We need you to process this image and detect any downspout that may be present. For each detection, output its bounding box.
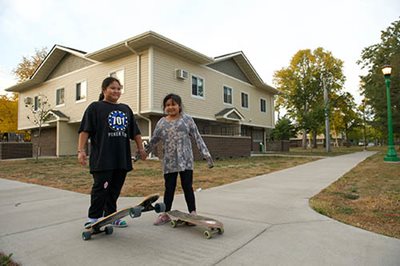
[124,42,152,142]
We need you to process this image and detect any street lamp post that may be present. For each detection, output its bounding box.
[362,98,367,151]
[381,65,400,162]
[322,74,331,152]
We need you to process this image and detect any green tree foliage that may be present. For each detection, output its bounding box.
[12,47,48,82]
[0,94,18,133]
[274,48,345,148]
[271,117,297,141]
[358,19,400,139]
[331,92,360,145]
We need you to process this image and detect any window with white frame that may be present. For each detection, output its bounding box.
[56,88,65,106]
[34,96,40,111]
[109,69,124,93]
[241,92,249,108]
[223,86,232,104]
[260,98,266,113]
[191,75,204,97]
[76,80,87,101]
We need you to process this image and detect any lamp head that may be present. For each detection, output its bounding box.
[381,65,392,77]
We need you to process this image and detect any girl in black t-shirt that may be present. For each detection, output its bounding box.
[78,77,146,228]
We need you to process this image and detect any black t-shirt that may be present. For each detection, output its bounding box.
[78,101,141,173]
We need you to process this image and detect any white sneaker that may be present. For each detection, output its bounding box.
[153,214,170,225]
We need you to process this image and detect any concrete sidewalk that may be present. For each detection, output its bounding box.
[0,151,399,265]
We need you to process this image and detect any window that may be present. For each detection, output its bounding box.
[34,96,41,111]
[223,86,232,104]
[260,98,266,113]
[109,69,124,93]
[56,88,65,106]
[241,92,249,108]
[76,81,87,101]
[191,75,204,97]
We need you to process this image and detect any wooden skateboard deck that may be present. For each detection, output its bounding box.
[82,193,165,240]
[166,210,224,239]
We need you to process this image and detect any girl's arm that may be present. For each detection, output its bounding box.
[146,119,163,155]
[187,116,214,168]
[133,134,147,160]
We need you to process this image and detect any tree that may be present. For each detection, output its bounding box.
[0,94,18,134]
[25,94,52,161]
[271,117,297,141]
[330,92,360,146]
[358,19,400,140]
[274,48,345,149]
[13,47,48,82]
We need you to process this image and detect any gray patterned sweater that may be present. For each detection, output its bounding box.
[148,113,213,174]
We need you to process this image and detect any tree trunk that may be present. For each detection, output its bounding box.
[312,130,317,149]
[302,129,307,149]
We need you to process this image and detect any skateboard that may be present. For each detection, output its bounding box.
[166,210,224,239]
[82,193,166,240]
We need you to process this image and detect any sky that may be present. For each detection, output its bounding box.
[0,0,399,104]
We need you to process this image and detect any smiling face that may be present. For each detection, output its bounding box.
[164,98,181,118]
[103,80,122,103]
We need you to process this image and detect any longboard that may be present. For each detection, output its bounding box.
[82,193,165,240]
[166,210,224,239]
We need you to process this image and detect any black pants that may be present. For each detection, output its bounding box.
[164,170,195,213]
[88,170,127,219]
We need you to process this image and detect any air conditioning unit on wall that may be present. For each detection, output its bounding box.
[176,69,189,80]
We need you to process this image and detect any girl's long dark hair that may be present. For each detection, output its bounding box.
[98,77,121,101]
[163,93,183,113]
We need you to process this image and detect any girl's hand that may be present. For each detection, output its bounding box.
[206,156,214,168]
[139,149,147,161]
[78,151,87,166]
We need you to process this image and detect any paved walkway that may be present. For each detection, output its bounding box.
[0,151,399,265]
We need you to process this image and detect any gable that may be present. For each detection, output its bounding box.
[215,107,245,122]
[227,111,242,120]
[47,54,94,80]
[208,59,250,83]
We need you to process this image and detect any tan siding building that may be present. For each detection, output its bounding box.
[7,31,279,158]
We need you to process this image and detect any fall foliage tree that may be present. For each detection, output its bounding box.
[12,47,48,82]
[0,94,18,134]
[274,48,345,148]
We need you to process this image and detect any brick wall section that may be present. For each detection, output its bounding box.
[0,143,33,159]
[31,127,57,156]
[265,141,290,152]
[193,135,251,160]
[139,135,251,161]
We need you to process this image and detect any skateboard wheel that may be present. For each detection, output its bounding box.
[130,207,142,218]
[82,231,92,241]
[170,220,177,228]
[217,228,224,235]
[155,202,166,213]
[105,226,113,235]
[204,230,212,239]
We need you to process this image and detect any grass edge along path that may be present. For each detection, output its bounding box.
[310,150,400,239]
